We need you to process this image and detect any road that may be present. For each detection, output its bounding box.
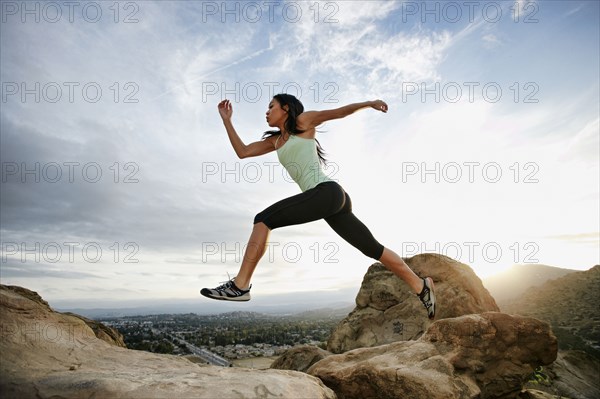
[152,328,231,367]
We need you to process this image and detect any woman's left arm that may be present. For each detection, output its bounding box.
[297,100,388,129]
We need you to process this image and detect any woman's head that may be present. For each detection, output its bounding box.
[266,93,305,134]
[263,93,327,165]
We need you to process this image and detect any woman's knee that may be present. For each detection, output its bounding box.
[253,215,274,230]
[362,242,385,260]
[253,221,271,231]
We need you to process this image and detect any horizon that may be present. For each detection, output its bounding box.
[1,1,598,307]
[22,260,598,317]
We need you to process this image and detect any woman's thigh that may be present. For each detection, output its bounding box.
[254,182,346,230]
[324,191,385,260]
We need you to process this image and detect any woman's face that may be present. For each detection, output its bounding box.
[266,98,287,128]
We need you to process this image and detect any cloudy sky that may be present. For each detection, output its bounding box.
[1,0,598,310]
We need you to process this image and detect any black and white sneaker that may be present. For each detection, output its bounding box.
[200,278,251,302]
[417,277,436,320]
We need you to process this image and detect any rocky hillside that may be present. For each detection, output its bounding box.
[497,265,600,399]
[524,350,600,399]
[0,284,335,398]
[502,265,600,358]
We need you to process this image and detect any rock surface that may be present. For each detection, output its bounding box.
[0,285,336,399]
[63,312,127,348]
[524,350,599,399]
[271,345,332,373]
[328,254,499,353]
[309,312,558,399]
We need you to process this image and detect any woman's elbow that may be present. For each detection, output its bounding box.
[237,148,250,159]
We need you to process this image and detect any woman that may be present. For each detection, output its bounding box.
[201,94,436,319]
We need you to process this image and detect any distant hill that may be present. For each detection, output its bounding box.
[483,264,577,303]
[502,265,600,359]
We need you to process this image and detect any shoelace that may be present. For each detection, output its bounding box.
[215,273,236,290]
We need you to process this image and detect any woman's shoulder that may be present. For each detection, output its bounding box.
[297,111,316,126]
[296,115,316,139]
[267,134,280,150]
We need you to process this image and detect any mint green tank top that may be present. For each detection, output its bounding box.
[276,134,333,192]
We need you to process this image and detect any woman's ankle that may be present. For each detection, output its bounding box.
[234,278,250,291]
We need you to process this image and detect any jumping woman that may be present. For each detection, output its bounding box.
[200,94,436,319]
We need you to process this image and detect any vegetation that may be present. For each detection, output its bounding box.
[116,322,185,354]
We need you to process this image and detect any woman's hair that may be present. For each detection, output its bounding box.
[262,93,327,165]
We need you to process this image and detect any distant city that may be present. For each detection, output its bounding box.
[102,308,352,366]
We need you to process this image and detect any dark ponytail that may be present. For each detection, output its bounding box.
[261,93,328,165]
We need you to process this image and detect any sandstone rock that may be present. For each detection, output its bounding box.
[271,345,332,373]
[62,312,127,348]
[328,254,499,353]
[0,285,336,399]
[1,284,51,308]
[309,312,557,399]
[0,285,126,348]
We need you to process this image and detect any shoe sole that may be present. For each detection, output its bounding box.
[425,277,436,320]
[200,290,251,302]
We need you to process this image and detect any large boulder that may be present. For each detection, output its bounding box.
[0,285,336,399]
[271,345,332,373]
[309,312,558,399]
[328,254,499,353]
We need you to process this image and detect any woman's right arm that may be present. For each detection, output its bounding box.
[219,100,276,159]
[297,100,388,130]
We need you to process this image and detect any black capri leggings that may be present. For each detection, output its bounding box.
[253,181,385,260]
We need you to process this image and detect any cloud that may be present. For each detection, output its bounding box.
[0,263,104,280]
[482,33,502,48]
[563,4,586,18]
[545,232,600,246]
[557,117,600,164]
[264,1,453,101]
[1,0,597,304]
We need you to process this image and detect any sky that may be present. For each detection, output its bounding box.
[1,0,598,311]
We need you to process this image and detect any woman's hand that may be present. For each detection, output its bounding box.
[370,99,388,113]
[218,99,233,121]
